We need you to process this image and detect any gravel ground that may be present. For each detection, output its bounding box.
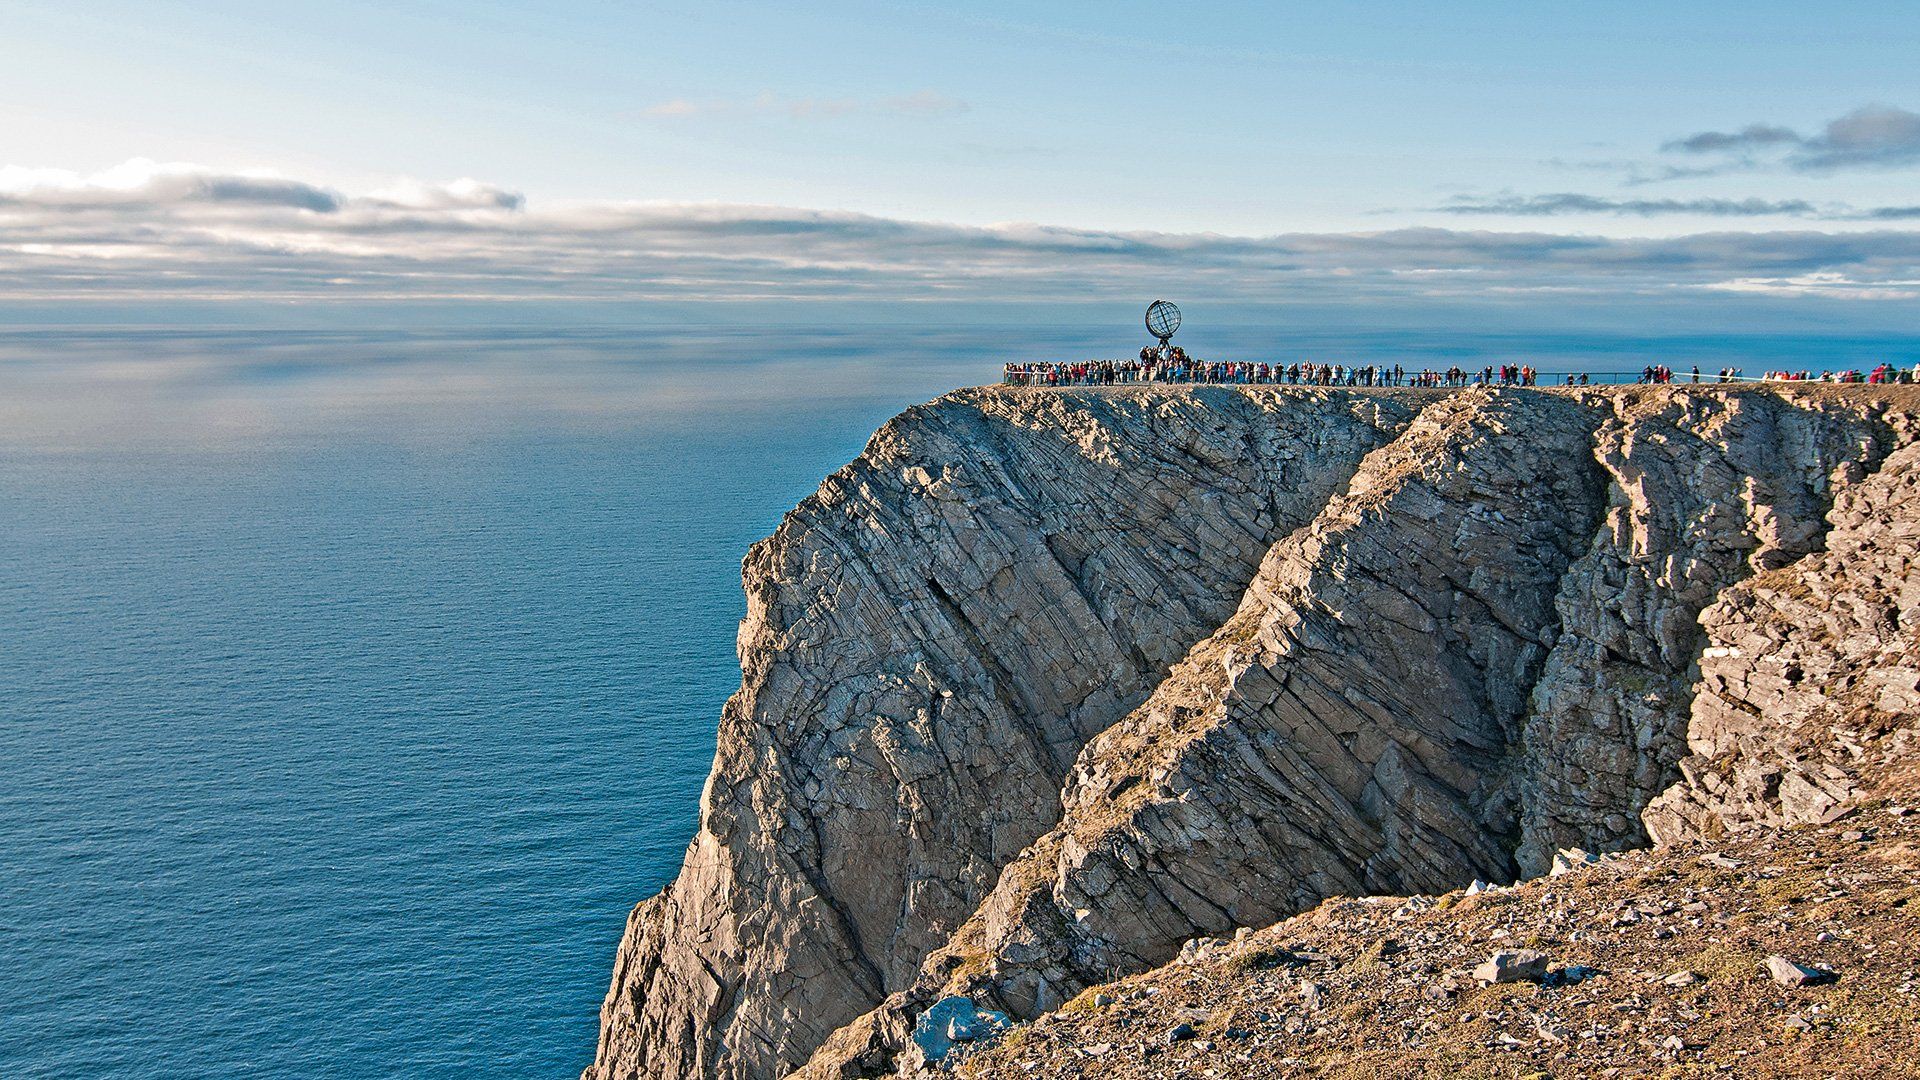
[948,805,1920,1079]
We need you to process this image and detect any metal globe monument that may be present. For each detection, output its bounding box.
[1145,299,1181,354]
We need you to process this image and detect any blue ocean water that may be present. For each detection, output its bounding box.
[3,324,1914,1080]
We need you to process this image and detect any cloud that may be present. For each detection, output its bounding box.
[1700,270,1920,301]
[641,90,968,121]
[0,159,525,216]
[362,177,525,211]
[1660,105,1920,172]
[1798,105,1920,170]
[1438,193,1821,217]
[0,159,343,212]
[1662,124,1800,155]
[3,158,1920,307]
[1619,162,1755,185]
[1433,192,1920,221]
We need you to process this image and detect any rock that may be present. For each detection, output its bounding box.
[909,996,1011,1065]
[1299,982,1326,1010]
[1646,439,1920,852]
[1551,848,1601,876]
[1465,879,1490,895]
[1782,1014,1813,1033]
[1474,950,1550,985]
[1554,965,1602,986]
[583,387,1920,1080]
[1166,1023,1197,1044]
[585,388,1424,1080]
[1765,956,1837,988]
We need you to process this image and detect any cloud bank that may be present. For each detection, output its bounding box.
[1438,194,1823,217]
[1436,193,1920,221]
[3,159,1920,306]
[1662,104,1920,173]
[0,159,523,213]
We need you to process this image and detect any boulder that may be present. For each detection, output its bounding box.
[1473,950,1549,985]
[1764,956,1836,988]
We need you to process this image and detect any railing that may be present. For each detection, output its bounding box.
[1001,363,1914,390]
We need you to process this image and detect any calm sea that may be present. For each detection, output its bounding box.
[3,324,1913,1079]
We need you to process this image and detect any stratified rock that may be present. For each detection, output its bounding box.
[585,387,1422,1080]
[1514,389,1897,873]
[1550,848,1600,876]
[1645,438,1920,845]
[587,384,1919,1080]
[796,391,1611,1075]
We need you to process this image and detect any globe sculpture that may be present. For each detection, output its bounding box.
[1145,299,1181,354]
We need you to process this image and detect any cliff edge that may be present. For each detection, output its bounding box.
[585,384,1919,1080]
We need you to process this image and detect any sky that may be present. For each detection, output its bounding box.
[3,0,1919,328]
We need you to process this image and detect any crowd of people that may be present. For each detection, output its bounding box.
[1002,350,1541,388]
[1758,364,1914,384]
[1646,364,1918,384]
[1003,354,1919,389]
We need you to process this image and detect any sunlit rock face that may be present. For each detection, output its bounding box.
[584,387,1423,1080]
[583,384,1916,1080]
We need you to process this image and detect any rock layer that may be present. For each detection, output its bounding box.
[585,388,1424,1080]
[586,384,1918,1080]
[1513,389,1897,873]
[1644,434,1920,840]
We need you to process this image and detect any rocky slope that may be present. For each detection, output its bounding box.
[586,383,1918,1080]
[941,804,1920,1079]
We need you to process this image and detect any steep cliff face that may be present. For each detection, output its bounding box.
[1643,433,1920,840]
[586,388,1426,1080]
[1512,390,1897,873]
[588,384,1917,1080]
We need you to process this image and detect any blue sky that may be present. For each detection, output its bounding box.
[2,1,1919,323]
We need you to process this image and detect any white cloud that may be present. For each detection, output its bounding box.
[1701,271,1920,300]
[362,177,524,211]
[0,159,526,216]
[0,158,342,211]
[2,158,1919,307]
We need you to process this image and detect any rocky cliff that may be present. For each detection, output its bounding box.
[585,384,1919,1080]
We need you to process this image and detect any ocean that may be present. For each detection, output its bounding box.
[3,323,1915,1079]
